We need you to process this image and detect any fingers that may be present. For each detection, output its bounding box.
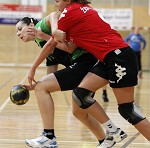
[28,77,37,88]
[23,82,37,91]
[22,84,31,91]
[26,28,37,36]
[28,77,32,88]
[33,79,37,83]
[53,29,66,43]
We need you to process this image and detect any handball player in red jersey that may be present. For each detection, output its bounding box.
[54,0,150,142]
[25,10,128,148]
[27,0,150,147]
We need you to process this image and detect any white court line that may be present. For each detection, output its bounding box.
[0,138,149,145]
[0,74,28,112]
[0,138,96,143]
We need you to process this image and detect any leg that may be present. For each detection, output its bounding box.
[138,52,143,79]
[25,73,60,147]
[73,72,127,146]
[75,72,110,124]
[72,100,105,141]
[102,85,109,102]
[37,73,106,145]
[113,87,150,140]
[107,47,150,141]
[36,73,107,139]
[30,74,113,147]
[35,74,61,129]
[26,69,110,147]
[135,51,142,79]
[37,59,107,146]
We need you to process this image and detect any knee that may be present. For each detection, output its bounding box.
[34,81,45,93]
[34,75,51,93]
[118,102,145,125]
[72,87,96,109]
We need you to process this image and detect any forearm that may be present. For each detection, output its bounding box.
[36,30,51,41]
[49,12,77,53]
[49,12,60,34]
[26,27,51,41]
[31,38,57,71]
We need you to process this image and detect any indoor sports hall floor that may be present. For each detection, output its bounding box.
[0,67,150,148]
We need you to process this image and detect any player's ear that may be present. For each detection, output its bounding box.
[67,0,72,4]
[29,18,35,27]
[29,23,34,27]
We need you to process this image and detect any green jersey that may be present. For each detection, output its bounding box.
[34,17,51,48]
[34,18,87,67]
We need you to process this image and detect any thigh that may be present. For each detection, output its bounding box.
[112,87,134,104]
[78,72,108,92]
[54,54,97,91]
[104,47,138,88]
[78,61,109,92]
[54,66,91,91]
[38,73,61,92]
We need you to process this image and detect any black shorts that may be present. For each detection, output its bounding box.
[91,46,138,88]
[90,61,108,80]
[53,53,99,91]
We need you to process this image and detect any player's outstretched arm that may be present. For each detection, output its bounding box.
[28,37,57,87]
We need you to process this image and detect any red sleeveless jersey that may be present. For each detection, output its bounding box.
[58,3,128,61]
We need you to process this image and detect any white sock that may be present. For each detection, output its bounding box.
[102,120,118,133]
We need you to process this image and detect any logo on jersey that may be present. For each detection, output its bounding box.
[115,63,126,83]
[80,7,91,13]
[38,26,41,30]
[107,124,112,128]
[69,63,77,69]
[59,8,67,20]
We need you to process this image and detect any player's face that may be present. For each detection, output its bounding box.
[16,21,34,42]
[55,0,70,12]
[134,27,139,34]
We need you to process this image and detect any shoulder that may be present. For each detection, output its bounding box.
[35,17,45,26]
[60,4,80,20]
[46,12,60,23]
[42,15,52,28]
[48,12,60,19]
[139,33,145,38]
[44,15,50,23]
[127,33,134,37]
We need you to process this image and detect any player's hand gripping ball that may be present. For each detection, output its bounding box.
[10,85,30,105]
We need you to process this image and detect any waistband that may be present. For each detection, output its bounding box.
[104,46,130,63]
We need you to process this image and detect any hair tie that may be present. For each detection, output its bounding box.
[30,18,33,23]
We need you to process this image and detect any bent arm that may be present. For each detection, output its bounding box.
[49,13,77,52]
[140,35,146,49]
[36,29,51,41]
[26,27,51,41]
[125,33,132,43]
[28,37,57,86]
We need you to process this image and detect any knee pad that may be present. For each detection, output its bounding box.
[72,87,96,109]
[118,102,145,125]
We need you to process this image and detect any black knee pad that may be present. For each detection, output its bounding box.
[118,102,145,125]
[72,87,96,109]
